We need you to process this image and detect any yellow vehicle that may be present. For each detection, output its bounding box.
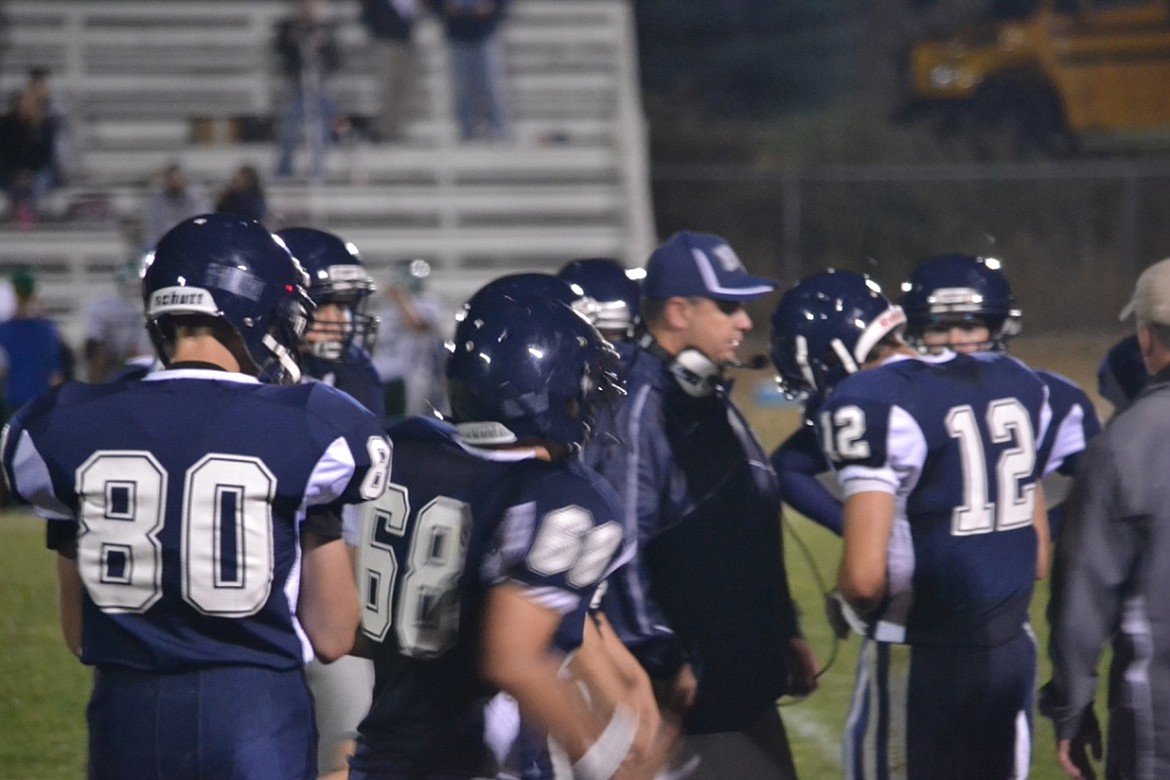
[900,0,1170,156]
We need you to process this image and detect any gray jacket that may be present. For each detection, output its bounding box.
[1045,364,1170,780]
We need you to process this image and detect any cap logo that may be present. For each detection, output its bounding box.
[149,286,218,317]
[711,243,744,273]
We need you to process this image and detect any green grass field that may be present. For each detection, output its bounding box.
[0,333,1115,778]
[0,504,1095,779]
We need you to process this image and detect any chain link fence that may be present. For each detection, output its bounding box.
[652,158,1170,336]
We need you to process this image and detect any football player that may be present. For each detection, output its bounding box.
[557,257,642,345]
[1096,332,1145,419]
[899,253,1101,538]
[276,225,384,779]
[0,213,391,780]
[772,269,1050,779]
[276,226,383,414]
[347,286,665,779]
[766,272,897,538]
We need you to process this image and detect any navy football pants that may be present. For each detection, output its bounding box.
[844,631,1035,780]
[87,665,317,780]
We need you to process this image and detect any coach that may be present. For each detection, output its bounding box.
[1043,256,1170,780]
[588,230,818,779]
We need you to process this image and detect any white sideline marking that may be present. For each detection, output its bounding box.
[783,706,842,767]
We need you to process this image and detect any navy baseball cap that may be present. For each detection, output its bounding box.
[643,231,777,302]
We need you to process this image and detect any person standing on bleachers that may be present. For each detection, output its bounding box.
[274,0,341,181]
[138,163,210,252]
[429,0,512,143]
[360,0,418,143]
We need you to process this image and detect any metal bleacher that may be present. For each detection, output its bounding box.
[0,0,655,346]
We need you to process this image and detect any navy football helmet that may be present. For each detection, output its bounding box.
[142,213,312,384]
[769,269,906,399]
[275,227,378,361]
[464,272,585,309]
[1097,333,1146,414]
[454,272,592,330]
[899,254,1022,352]
[446,286,623,452]
[557,257,641,341]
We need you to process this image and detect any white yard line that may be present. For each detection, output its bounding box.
[784,706,843,767]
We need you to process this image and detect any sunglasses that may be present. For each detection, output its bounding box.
[713,299,744,315]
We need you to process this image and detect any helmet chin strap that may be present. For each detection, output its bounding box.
[263,333,302,384]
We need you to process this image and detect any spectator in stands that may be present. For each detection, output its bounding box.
[214,164,268,224]
[25,67,75,186]
[0,89,60,226]
[360,0,418,143]
[81,259,152,383]
[0,269,65,423]
[274,0,341,181]
[430,0,512,143]
[138,163,210,251]
[370,258,447,422]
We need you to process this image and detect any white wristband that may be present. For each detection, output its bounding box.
[572,705,637,780]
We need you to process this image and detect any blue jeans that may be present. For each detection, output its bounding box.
[449,36,510,142]
[276,85,335,179]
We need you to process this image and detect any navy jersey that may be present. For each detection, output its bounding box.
[1,368,391,672]
[817,351,1049,646]
[1035,367,1100,478]
[351,417,625,777]
[302,346,385,416]
[770,416,844,536]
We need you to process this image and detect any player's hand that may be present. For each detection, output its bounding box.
[785,637,820,697]
[653,663,697,715]
[617,666,662,770]
[1058,707,1102,780]
[616,712,683,780]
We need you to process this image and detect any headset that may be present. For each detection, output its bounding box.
[637,332,723,397]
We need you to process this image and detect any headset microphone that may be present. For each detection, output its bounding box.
[732,355,769,370]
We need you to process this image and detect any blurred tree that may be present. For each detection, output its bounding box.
[634,0,989,123]
[633,0,858,119]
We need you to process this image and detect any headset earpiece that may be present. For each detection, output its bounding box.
[669,348,721,397]
[639,334,722,397]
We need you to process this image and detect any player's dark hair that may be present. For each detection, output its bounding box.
[155,313,258,374]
